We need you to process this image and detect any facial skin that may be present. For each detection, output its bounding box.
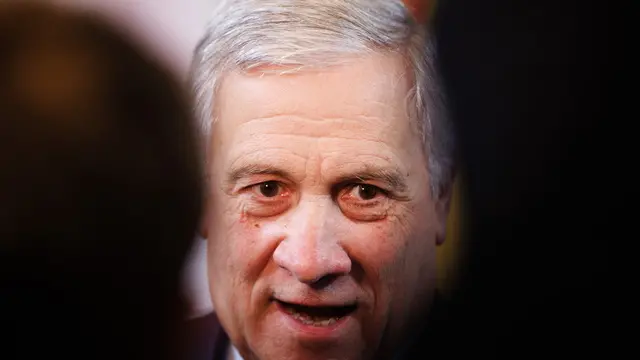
[203,51,451,360]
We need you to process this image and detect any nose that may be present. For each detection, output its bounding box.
[273,197,351,285]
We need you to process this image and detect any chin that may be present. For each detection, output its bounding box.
[247,345,365,360]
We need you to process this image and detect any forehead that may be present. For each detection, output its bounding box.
[212,51,422,177]
[216,51,413,128]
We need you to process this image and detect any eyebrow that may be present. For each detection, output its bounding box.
[226,164,294,184]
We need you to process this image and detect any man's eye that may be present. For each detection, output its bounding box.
[338,184,390,222]
[347,184,385,201]
[243,181,291,218]
[253,181,283,198]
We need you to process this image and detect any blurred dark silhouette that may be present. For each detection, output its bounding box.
[407,0,616,358]
[0,2,202,359]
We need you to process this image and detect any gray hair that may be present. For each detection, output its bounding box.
[190,0,454,195]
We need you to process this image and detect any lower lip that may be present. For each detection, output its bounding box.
[274,301,355,340]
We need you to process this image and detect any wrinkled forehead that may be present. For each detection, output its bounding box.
[213,51,417,136]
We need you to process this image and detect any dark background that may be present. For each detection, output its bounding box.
[409,0,620,357]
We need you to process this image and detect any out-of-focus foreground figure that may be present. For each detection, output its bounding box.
[0,2,201,359]
[404,0,616,358]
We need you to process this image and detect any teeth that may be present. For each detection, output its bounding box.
[285,307,341,327]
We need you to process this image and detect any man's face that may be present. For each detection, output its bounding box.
[205,52,450,360]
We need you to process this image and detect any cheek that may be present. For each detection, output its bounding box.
[392,201,439,281]
[342,218,412,306]
[345,202,436,301]
[207,200,250,300]
[210,203,260,277]
[210,198,280,291]
[349,204,424,271]
[207,205,268,334]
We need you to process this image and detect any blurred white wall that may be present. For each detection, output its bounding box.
[53,0,218,77]
[54,0,217,317]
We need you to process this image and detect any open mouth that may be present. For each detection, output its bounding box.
[275,300,357,327]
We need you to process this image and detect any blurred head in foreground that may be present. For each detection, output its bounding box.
[191,0,454,359]
[0,2,201,358]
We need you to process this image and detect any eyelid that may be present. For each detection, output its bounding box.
[335,183,388,203]
[340,181,388,194]
[356,183,388,195]
[234,177,291,193]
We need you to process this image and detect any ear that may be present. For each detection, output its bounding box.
[435,176,455,246]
